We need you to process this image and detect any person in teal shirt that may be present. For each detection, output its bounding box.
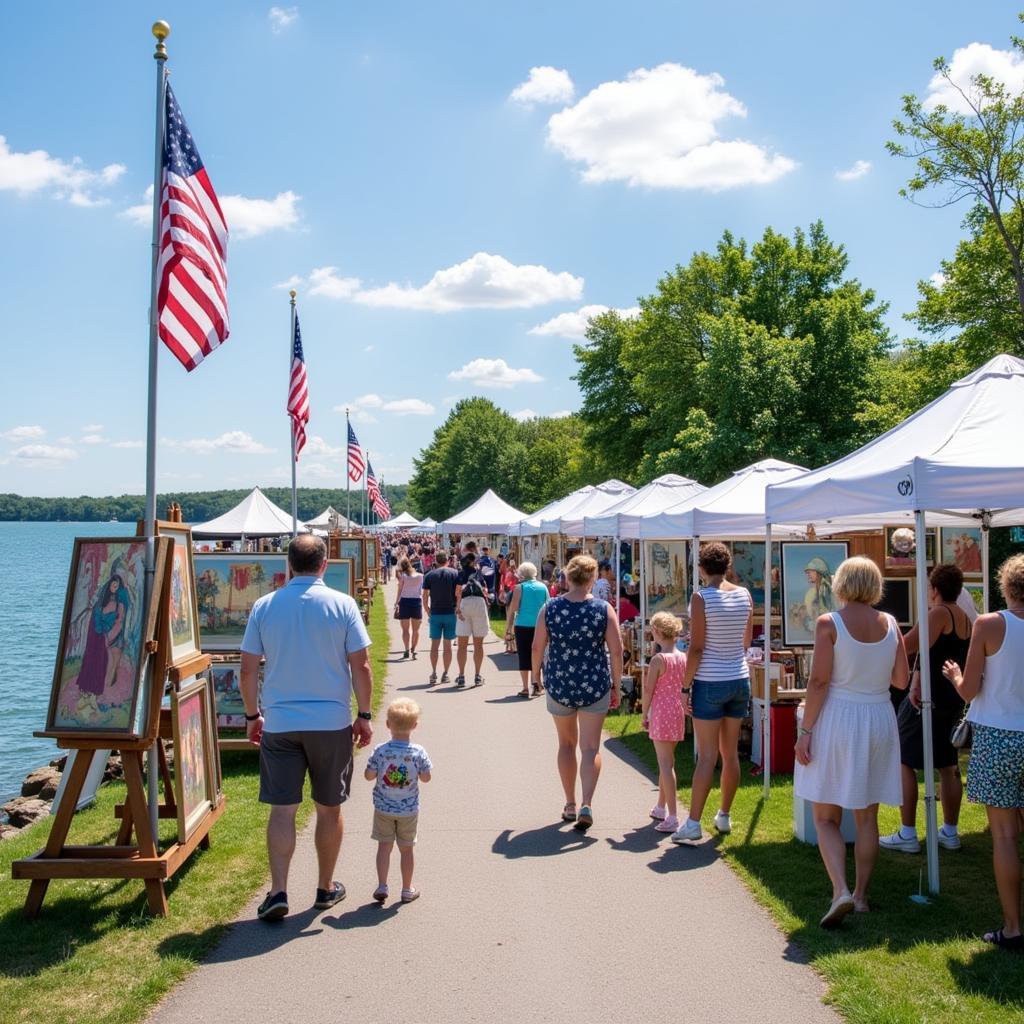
[505,561,550,697]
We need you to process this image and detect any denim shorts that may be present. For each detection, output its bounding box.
[691,677,751,721]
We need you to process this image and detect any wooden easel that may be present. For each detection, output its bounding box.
[13,538,225,918]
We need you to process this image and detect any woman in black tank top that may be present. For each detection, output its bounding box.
[880,565,972,855]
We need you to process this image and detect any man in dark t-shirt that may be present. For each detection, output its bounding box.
[422,550,459,686]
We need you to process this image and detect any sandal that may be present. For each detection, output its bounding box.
[574,806,593,832]
[561,802,577,822]
[983,928,1024,952]
[516,689,530,698]
[372,884,389,903]
[531,682,543,697]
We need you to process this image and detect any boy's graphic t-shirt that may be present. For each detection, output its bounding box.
[366,739,433,816]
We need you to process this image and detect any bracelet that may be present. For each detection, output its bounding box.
[244,711,261,722]
[799,727,813,737]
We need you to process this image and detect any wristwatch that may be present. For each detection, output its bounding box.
[357,711,372,721]
[244,711,261,722]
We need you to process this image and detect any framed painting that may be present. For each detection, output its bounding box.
[780,541,849,647]
[592,538,614,565]
[201,671,223,799]
[366,539,378,571]
[940,527,984,578]
[45,536,172,737]
[730,542,781,616]
[645,541,689,617]
[172,678,215,842]
[884,526,917,568]
[324,558,355,597]
[875,578,915,628]
[964,583,985,616]
[336,537,366,581]
[211,657,245,726]
[194,553,288,650]
[137,520,202,665]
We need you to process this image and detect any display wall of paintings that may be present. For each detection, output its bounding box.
[211,657,264,727]
[645,541,689,617]
[194,554,355,650]
[939,527,984,577]
[336,537,365,581]
[46,536,172,737]
[729,542,781,616]
[139,521,202,665]
[171,678,217,842]
[780,542,849,647]
[875,578,915,628]
[884,526,937,569]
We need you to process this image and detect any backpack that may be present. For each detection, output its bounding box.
[460,572,486,599]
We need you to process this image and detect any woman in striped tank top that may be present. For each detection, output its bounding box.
[671,542,753,845]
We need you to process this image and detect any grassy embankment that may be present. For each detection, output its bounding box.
[604,710,1024,1024]
[0,596,389,1024]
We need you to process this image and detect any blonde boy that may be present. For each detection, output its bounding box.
[364,698,432,903]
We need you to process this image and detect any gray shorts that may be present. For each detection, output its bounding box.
[259,727,354,806]
[546,690,611,717]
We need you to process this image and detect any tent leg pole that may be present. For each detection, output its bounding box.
[916,509,939,894]
[763,524,772,801]
[691,536,699,766]
[639,541,647,672]
[982,520,990,613]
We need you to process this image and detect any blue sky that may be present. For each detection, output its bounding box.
[0,2,1017,497]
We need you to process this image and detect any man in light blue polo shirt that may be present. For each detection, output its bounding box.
[240,533,373,921]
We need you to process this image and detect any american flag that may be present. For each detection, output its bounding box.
[347,422,365,483]
[367,462,390,520]
[287,311,309,459]
[156,84,229,371]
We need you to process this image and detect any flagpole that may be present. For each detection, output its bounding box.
[143,20,170,841]
[346,408,352,528]
[365,451,370,529]
[289,290,298,536]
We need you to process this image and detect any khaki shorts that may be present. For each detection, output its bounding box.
[372,809,419,846]
[456,596,490,638]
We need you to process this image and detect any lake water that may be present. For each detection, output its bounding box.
[0,522,127,804]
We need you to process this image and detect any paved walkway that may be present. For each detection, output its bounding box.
[150,582,837,1024]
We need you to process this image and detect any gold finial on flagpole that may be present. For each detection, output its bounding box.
[153,21,170,61]
[290,289,297,300]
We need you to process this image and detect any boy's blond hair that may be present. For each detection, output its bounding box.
[387,698,421,731]
[650,611,682,640]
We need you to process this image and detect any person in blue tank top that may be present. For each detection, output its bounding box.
[505,561,549,697]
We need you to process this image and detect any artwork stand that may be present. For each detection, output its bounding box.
[13,542,225,919]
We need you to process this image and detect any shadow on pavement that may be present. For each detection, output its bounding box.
[158,907,324,964]
[491,823,597,858]
[322,900,401,930]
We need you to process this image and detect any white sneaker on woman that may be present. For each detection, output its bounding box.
[670,819,702,844]
[713,811,732,834]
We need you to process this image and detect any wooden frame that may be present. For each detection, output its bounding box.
[43,536,172,739]
[335,536,366,581]
[324,558,355,598]
[780,541,849,647]
[366,537,378,571]
[644,540,689,617]
[876,577,915,628]
[137,520,202,665]
[939,527,984,578]
[730,541,781,616]
[201,671,223,799]
[171,678,216,843]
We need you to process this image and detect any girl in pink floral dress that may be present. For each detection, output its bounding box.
[642,612,687,832]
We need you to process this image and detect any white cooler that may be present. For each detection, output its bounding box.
[792,704,857,845]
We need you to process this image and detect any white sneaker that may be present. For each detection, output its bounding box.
[670,820,703,844]
[713,811,732,834]
[938,829,962,850]
[879,830,920,854]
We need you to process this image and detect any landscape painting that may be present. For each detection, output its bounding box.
[193,554,288,650]
[964,583,985,615]
[163,524,201,663]
[781,542,849,647]
[730,542,781,616]
[172,679,214,841]
[645,541,688,617]
[336,537,365,581]
[324,558,354,597]
[47,537,168,735]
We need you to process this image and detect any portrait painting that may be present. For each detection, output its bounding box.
[172,679,214,841]
[158,523,201,664]
[47,536,171,736]
[730,542,781,616]
[940,527,983,577]
[885,525,917,568]
[781,542,849,647]
[336,537,365,581]
[875,578,914,628]
[193,554,288,650]
[645,541,689,617]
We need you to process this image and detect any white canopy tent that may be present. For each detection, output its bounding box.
[765,353,1024,894]
[412,517,437,533]
[541,480,637,536]
[378,510,421,531]
[511,485,596,538]
[192,487,308,539]
[439,489,526,535]
[582,474,707,539]
[305,506,359,533]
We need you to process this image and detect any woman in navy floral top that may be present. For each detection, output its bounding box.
[532,555,623,832]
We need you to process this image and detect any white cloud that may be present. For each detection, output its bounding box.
[0,425,45,441]
[296,461,340,481]
[449,358,543,389]
[304,435,345,457]
[529,303,640,339]
[80,434,105,445]
[352,252,583,311]
[550,409,573,418]
[275,274,304,291]
[125,187,300,238]
[110,440,143,449]
[929,271,947,288]
[363,344,375,353]
[0,135,125,206]
[924,42,1024,114]
[382,398,435,416]
[81,423,103,433]
[220,191,300,239]
[510,67,575,106]
[308,266,362,299]
[546,63,796,191]
[268,5,299,32]
[162,430,273,455]
[835,159,872,182]
[13,444,78,463]
[510,408,538,421]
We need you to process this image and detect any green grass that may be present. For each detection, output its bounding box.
[0,596,388,1024]
[604,711,1024,1024]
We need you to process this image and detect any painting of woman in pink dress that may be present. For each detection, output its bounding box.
[76,574,130,696]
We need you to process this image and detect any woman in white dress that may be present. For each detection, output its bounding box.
[794,557,910,928]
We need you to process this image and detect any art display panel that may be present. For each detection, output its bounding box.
[939,527,984,577]
[46,537,171,736]
[645,541,689,618]
[780,542,849,647]
[172,678,216,841]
